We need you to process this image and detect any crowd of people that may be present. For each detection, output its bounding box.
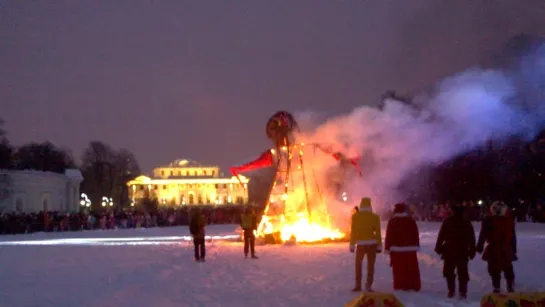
[0,205,252,235]
[0,199,544,235]
[382,200,545,223]
[350,197,519,299]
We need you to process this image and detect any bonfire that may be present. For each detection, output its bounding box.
[231,111,358,244]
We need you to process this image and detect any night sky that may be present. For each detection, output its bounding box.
[2,1,545,173]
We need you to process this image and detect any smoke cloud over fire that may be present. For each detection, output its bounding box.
[298,42,545,225]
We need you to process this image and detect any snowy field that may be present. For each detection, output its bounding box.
[0,222,544,307]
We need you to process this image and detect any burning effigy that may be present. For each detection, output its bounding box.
[230,111,361,244]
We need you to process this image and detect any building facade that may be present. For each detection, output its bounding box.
[0,169,83,213]
[127,159,249,206]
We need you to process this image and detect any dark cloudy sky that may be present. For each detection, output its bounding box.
[1,1,544,173]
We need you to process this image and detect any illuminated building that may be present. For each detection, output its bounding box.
[127,159,249,206]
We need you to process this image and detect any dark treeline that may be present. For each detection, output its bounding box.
[401,134,545,204]
[0,119,141,211]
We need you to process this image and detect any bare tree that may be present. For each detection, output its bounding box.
[81,141,117,208]
[0,138,13,169]
[112,148,141,207]
[0,118,14,170]
[14,142,75,173]
[81,142,141,209]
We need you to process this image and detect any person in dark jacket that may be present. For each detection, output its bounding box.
[189,208,206,262]
[435,204,476,299]
[240,207,258,259]
[476,201,515,293]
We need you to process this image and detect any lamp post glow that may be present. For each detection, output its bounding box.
[101,196,109,207]
[80,193,91,208]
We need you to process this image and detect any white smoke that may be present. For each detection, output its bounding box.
[298,42,545,219]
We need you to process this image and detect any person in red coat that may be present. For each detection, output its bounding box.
[476,201,515,293]
[384,203,421,292]
[435,203,476,299]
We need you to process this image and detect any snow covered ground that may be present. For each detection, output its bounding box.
[0,222,544,307]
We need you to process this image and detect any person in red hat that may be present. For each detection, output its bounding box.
[384,203,421,292]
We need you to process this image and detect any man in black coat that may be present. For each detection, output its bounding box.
[435,204,476,299]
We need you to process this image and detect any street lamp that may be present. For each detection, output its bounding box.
[80,193,91,207]
[101,196,109,207]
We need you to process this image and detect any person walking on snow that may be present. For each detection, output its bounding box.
[435,203,476,299]
[350,197,382,292]
[240,207,258,259]
[189,208,206,262]
[384,203,421,292]
[476,201,515,293]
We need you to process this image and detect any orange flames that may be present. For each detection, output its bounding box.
[235,142,348,243]
[257,212,345,243]
[256,193,345,243]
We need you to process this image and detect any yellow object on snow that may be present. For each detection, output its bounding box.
[480,292,545,306]
[345,292,404,307]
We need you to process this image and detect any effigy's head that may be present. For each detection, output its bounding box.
[266,111,299,146]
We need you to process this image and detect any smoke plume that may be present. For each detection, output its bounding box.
[299,42,545,218]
